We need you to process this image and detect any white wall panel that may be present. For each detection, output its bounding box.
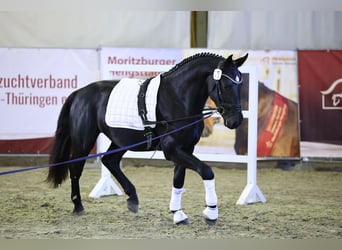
[0,11,190,48]
[208,11,342,49]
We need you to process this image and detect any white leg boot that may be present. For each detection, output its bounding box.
[169,187,189,224]
[202,179,218,223]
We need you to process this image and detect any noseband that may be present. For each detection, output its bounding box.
[212,64,243,115]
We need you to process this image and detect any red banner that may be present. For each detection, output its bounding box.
[0,138,53,154]
[257,93,289,156]
[298,50,342,145]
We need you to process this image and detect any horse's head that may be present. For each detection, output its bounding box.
[208,54,248,129]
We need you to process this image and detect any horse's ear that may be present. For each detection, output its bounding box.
[226,54,233,64]
[234,53,248,67]
[221,55,233,69]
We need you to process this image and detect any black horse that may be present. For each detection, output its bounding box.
[46,52,248,225]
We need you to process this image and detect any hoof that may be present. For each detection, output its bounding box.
[73,208,86,216]
[127,198,139,213]
[173,210,189,225]
[203,206,218,224]
[204,218,217,226]
[176,218,190,225]
[72,204,85,215]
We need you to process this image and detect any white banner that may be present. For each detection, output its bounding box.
[0,48,99,139]
[100,47,182,80]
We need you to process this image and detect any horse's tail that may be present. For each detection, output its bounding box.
[46,92,76,188]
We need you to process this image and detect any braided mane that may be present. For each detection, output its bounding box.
[162,52,224,77]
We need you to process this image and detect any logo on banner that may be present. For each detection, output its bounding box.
[320,78,342,110]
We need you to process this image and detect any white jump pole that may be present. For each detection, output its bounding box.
[236,66,266,205]
[89,133,123,198]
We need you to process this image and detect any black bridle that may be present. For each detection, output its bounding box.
[212,62,243,116]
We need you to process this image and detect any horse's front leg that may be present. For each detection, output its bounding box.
[170,165,189,225]
[162,139,218,225]
[202,179,219,225]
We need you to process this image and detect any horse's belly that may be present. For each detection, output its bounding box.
[106,128,160,151]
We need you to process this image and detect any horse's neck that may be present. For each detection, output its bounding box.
[162,59,218,112]
[166,58,217,82]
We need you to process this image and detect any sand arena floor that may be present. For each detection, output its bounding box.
[0,161,341,239]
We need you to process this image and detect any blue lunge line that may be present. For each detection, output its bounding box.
[0,113,215,176]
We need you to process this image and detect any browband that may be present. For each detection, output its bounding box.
[212,68,243,84]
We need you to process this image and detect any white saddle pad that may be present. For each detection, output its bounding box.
[105,75,161,130]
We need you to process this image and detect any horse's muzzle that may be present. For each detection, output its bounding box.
[223,112,243,129]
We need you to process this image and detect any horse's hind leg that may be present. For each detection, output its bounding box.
[69,135,98,215]
[69,159,87,215]
[101,144,139,213]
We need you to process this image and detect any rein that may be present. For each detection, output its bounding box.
[142,108,219,126]
[141,108,218,150]
[0,112,216,176]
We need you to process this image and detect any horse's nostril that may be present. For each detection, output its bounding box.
[224,119,233,128]
[224,115,242,129]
